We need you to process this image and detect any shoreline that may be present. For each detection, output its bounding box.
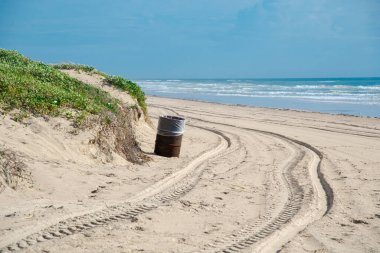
[148,95,380,119]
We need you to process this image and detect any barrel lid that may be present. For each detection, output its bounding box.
[160,115,185,121]
[157,115,186,136]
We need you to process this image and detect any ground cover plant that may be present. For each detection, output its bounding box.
[0,49,147,163]
[0,49,121,125]
[53,63,147,115]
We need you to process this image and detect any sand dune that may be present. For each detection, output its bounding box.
[1,74,379,252]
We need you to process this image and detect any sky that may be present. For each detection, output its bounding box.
[0,0,379,79]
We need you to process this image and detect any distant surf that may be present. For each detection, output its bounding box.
[136,78,380,117]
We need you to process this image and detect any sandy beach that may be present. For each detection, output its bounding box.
[2,1,378,251]
[1,89,380,252]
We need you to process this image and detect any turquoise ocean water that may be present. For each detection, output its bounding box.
[136,78,380,117]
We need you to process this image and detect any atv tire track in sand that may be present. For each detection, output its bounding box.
[152,104,332,253]
[1,102,333,253]
[0,127,230,252]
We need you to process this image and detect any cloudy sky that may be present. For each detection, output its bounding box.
[0,0,379,78]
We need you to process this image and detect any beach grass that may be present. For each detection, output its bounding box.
[52,63,147,115]
[0,49,121,125]
[0,49,148,124]
[53,63,104,75]
[0,49,148,163]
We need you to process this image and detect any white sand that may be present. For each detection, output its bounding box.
[1,72,379,252]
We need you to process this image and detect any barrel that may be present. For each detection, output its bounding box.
[154,115,186,157]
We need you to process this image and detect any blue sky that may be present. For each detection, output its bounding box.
[0,0,379,78]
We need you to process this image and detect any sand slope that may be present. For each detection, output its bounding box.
[1,75,379,252]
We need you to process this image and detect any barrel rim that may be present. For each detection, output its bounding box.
[160,115,185,121]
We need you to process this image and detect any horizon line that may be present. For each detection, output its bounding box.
[131,76,380,80]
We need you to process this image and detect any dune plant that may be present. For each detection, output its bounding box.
[0,49,120,125]
[0,49,148,163]
[52,63,147,116]
[53,63,100,74]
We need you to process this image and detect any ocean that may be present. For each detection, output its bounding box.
[135,78,380,118]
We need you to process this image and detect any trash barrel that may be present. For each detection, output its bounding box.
[154,115,186,157]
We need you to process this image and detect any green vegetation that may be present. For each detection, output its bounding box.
[105,76,147,115]
[52,63,147,115]
[0,49,148,164]
[53,63,102,74]
[0,49,148,124]
[0,49,121,125]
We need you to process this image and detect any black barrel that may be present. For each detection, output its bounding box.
[154,115,186,157]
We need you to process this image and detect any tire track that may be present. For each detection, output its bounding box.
[151,104,332,253]
[0,126,230,252]
[202,136,312,253]
[153,105,332,215]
